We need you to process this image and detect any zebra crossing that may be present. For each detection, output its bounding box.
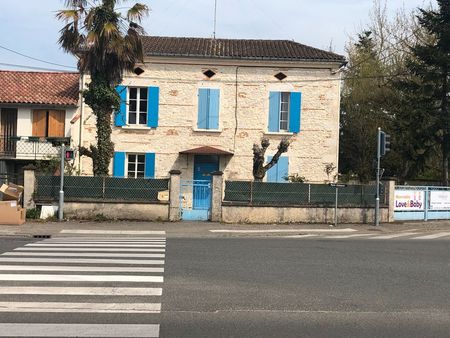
[284,231,450,240]
[0,232,166,337]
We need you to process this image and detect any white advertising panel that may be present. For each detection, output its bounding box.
[394,190,424,211]
[429,190,450,210]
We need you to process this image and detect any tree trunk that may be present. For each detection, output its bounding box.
[94,109,114,176]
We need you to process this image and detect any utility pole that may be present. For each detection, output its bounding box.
[375,128,381,226]
[375,128,391,226]
[58,143,65,221]
[213,0,218,39]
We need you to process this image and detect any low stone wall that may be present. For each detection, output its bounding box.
[222,204,389,224]
[63,201,169,221]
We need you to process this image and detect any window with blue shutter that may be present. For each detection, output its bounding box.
[268,91,301,133]
[266,156,289,182]
[114,86,127,127]
[115,86,159,128]
[113,152,126,177]
[197,88,220,130]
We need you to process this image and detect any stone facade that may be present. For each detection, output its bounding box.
[78,57,342,182]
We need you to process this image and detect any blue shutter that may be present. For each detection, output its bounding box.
[277,157,289,182]
[147,87,159,128]
[208,89,220,129]
[268,92,280,132]
[197,88,209,129]
[113,152,126,177]
[266,156,277,182]
[266,156,289,182]
[114,86,127,127]
[144,153,155,178]
[289,92,302,133]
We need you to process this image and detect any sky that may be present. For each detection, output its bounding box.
[0,0,436,72]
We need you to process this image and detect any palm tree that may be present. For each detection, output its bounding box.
[57,0,149,176]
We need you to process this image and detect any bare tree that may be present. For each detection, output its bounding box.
[252,137,290,182]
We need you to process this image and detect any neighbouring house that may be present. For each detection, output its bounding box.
[77,36,345,220]
[0,70,80,183]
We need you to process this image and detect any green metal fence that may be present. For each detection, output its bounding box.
[224,181,385,207]
[35,176,169,202]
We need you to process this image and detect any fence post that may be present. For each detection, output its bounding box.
[424,186,429,222]
[386,180,396,223]
[211,171,224,222]
[169,170,182,221]
[23,166,36,209]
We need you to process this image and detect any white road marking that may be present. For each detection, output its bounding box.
[0,274,163,282]
[40,241,166,244]
[322,234,375,239]
[0,286,162,296]
[0,302,161,313]
[26,243,165,248]
[209,228,358,233]
[411,232,450,240]
[49,237,166,240]
[283,234,318,238]
[0,265,164,273]
[0,257,164,265]
[0,324,159,337]
[15,247,165,252]
[60,230,166,235]
[371,232,419,239]
[2,252,165,258]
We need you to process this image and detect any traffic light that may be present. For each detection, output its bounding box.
[65,149,75,160]
[380,131,391,156]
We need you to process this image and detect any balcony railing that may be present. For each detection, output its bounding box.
[0,135,68,160]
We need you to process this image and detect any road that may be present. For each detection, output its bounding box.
[0,234,449,337]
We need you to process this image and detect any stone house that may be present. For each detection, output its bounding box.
[78,36,345,179]
[75,36,345,219]
[0,70,79,183]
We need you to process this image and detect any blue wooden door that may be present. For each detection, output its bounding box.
[193,155,219,210]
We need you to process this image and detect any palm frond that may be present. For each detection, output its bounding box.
[127,3,149,23]
[56,9,79,22]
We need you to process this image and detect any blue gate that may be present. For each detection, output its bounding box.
[180,180,211,221]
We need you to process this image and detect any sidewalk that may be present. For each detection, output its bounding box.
[1,219,450,238]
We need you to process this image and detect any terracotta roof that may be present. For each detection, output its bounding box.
[0,70,79,106]
[142,36,345,63]
[180,146,234,155]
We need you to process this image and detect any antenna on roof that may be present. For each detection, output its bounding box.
[213,0,218,39]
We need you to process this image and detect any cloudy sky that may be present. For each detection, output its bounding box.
[0,0,435,72]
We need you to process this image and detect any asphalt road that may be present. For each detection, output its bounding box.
[161,238,450,337]
[0,236,449,337]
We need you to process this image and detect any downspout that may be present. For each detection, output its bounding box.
[233,66,240,151]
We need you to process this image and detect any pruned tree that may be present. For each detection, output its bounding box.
[252,137,290,182]
[57,0,149,176]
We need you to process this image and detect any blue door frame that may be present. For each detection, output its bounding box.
[180,155,219,221]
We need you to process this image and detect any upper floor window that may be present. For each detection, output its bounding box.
[114,86,159,128]
[197,88,220,130]
[32,110,65,137]
[128,87,148,125]
[268,91,302,133]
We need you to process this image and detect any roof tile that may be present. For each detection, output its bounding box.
[0,71,79,106]
[142,36,345,62]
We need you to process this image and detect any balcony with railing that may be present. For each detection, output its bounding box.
[0,135,68,160]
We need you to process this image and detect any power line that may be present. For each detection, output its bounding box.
[0,44,77,69]
[0,62,77,73]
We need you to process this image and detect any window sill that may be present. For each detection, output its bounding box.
[120,125,154,130]
[193,128,222,133]
[264,131,295,136]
